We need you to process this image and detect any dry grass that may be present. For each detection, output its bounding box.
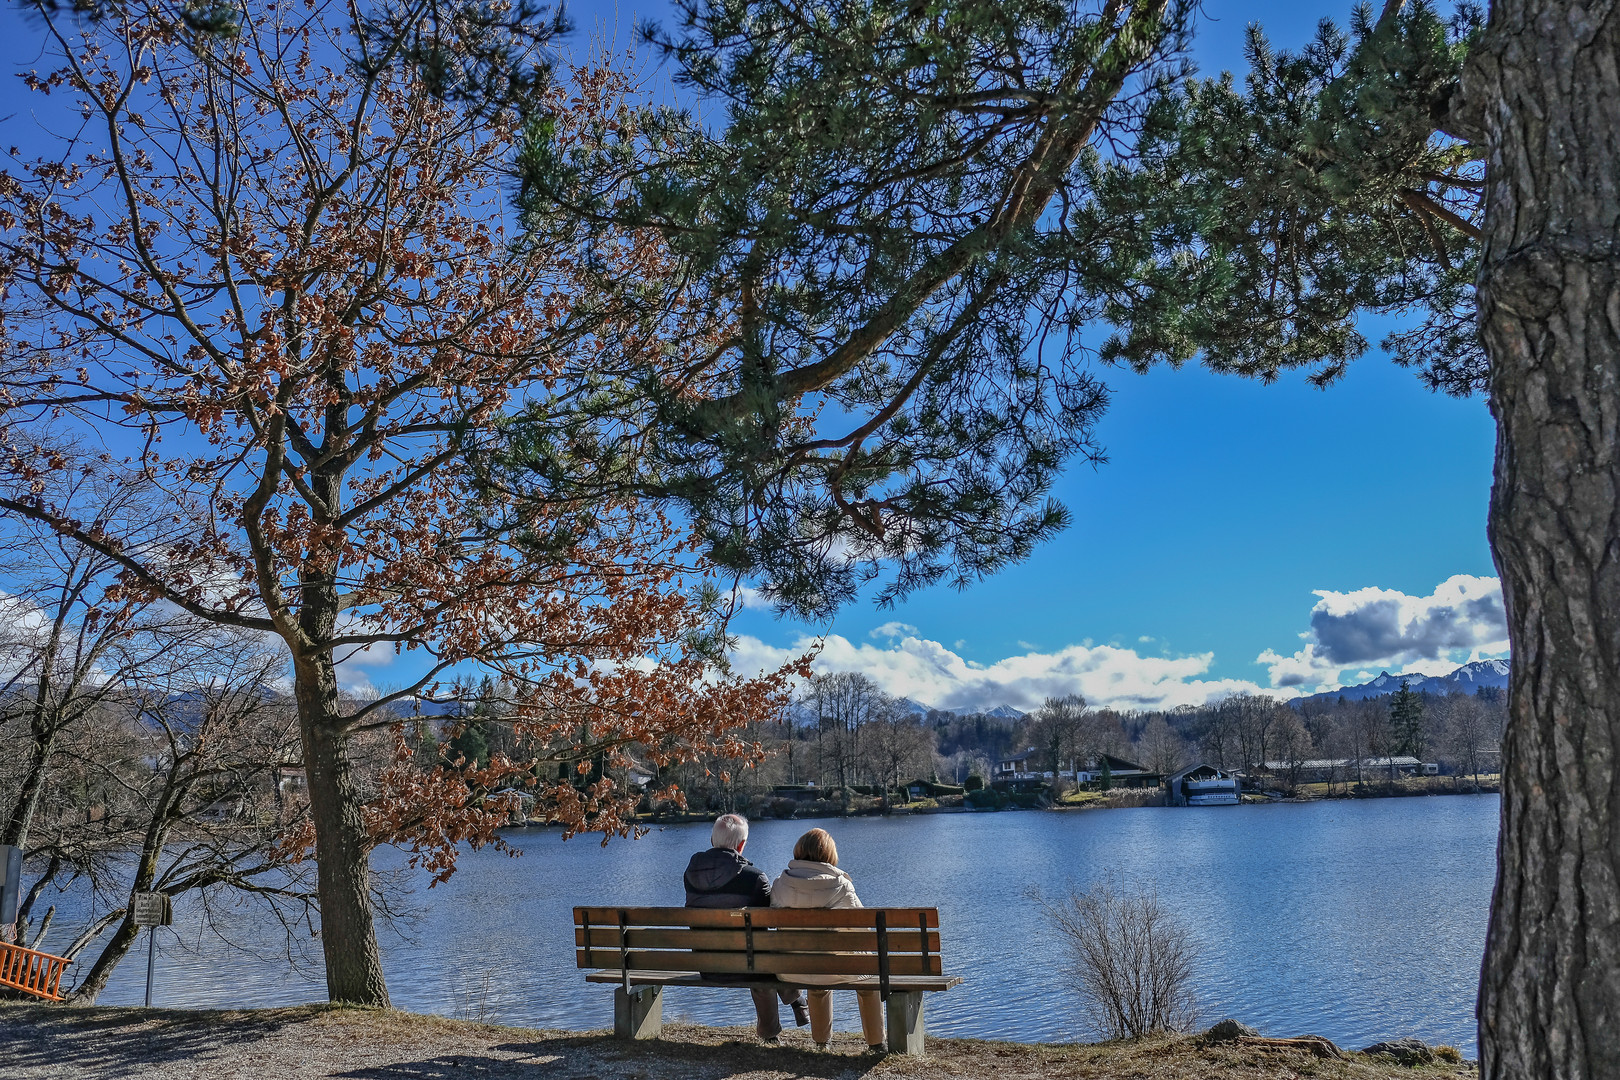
[1292,776,1501,799]
[0,1001,1475,1080]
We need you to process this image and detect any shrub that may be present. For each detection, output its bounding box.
[964,774,984,792]
[1038,882,1199,1040]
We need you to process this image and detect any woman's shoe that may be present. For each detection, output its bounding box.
[865,1045,887,1055]
[791,1000,811,1027]
[814,1041,830,1051]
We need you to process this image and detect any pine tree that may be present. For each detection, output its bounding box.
[500,0,1194,618]
[1388,681,1425,758]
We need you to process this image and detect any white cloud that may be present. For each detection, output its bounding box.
[1257,574,1508,690]
[870,621,918,640]
[728,630,1281,712]
[730,584,775,612]
[333,615,396,693]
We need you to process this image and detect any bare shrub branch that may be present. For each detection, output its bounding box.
[1036,880,1199,1041]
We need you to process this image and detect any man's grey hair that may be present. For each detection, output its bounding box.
[711,813,749,851]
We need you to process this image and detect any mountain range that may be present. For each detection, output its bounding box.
[400,660,1509,726]
[1299,658,1511,704]
[784,696,1027,725]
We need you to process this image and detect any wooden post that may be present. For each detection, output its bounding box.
[885,991,924,1055]
[614,984,663,1040]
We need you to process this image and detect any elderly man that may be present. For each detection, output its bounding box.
[683,813,809,1043]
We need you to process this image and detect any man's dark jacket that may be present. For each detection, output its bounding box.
[684,847,771,908]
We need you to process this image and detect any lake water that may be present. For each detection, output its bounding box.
[57,796,1499,1054]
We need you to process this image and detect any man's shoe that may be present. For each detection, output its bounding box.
[791,1000,811,1027]
[760,1035,782,1046]
[865,1045,888,1056]
[814,1042,830,1051]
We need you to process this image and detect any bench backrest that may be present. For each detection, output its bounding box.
[574,906,943,987]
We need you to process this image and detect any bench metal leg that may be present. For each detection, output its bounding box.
[885,991,925,1055]
[614,985,663,1040]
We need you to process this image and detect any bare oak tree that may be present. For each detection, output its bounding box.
[0,0,793,1005]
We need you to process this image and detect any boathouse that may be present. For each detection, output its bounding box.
[1165,763,1241,806]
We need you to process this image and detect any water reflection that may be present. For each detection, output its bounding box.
[57,796,1497,1054]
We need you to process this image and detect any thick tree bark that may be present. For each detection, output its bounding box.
[1471,1,1620,1076]
[293,650,390,1007]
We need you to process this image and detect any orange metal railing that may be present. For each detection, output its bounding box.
[0,940,69,1000]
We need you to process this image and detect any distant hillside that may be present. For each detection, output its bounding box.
[1302,659,1510,704]
[787,696,1027,725]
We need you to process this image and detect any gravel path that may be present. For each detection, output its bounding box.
[0,1002,1473,1080]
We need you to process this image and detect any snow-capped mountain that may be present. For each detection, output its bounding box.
[1302,659,1510,703]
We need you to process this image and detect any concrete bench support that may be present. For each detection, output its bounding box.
[614,984,663,1040]
[886,991,924,1055]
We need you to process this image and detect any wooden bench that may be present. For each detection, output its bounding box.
[574,905,961,1054]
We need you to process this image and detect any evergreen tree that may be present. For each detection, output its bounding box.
[1389,681,1426,758]
[446,718,491,770]
[1083,1,1484,392]
[500,0,1194,618]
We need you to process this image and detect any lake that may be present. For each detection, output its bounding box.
[58,796,1499,1054]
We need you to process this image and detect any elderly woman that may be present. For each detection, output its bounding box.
[769,828,884,1052]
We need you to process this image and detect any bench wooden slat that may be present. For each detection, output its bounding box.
[574,906,939,929]
[585,970,963,992]
[577,948,942,977]
[573,926,941,953]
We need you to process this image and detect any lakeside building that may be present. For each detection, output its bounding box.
[993,748,1041,781]
[770,783,824,802]
[992,749,1161,790]
[1165,764,1242,806]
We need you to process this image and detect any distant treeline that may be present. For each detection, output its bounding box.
[646,673,1508,813]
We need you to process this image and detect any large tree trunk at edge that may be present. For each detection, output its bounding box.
[294,652,390,1006]
[1471,1,1620,1076]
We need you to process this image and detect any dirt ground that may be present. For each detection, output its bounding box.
[0,1002,1474,1080]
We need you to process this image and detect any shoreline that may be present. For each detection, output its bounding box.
[500,777,1500,830]
[0,1002,1475,1079]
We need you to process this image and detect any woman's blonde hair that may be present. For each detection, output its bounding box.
[793,827,838,865]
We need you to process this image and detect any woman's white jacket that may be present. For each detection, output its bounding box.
[769,859,870,985]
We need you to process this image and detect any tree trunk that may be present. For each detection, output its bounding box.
[294,651,390,1007]
[1471,2,1620,1076]
[71,826,165,1003]
[3,729,55,850]
[68,916,141,1004]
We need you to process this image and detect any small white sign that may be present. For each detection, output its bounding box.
[131,892,171,927]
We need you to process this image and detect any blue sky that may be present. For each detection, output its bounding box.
[0,0,1505,710]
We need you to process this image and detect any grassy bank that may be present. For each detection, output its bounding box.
[0,1002,1473,1080]
[1290,775,1502,799]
